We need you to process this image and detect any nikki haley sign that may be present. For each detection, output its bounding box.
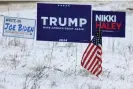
[92,11,125,37]
[37,3,92,43]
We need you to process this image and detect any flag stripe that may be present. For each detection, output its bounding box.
[92,61,99,74]
[90,58,98,73]
[95,65,102,76]
[81,43,91,62]
[81,43,94,64]
[92,63,101,75]
[82,45,96,67]
[86,51,97,70]
[97,56,102,63]
[96,66,102,76]
[86,52,97,71]
[87,49,102,72]
[83,45,97,68]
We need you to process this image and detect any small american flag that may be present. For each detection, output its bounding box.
[81,29,102,77]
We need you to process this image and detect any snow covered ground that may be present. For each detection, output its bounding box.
[0,1,133,89]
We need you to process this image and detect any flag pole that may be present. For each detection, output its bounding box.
[97,21,102,77]
[99,21,101,37]
[96,21,101,46]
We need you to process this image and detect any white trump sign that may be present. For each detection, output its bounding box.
[3,16,36,39]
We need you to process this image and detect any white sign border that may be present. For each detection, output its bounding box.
[3,16,36,39]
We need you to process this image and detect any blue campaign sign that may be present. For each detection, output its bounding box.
[37,3,92,43]
[92,11,126,37]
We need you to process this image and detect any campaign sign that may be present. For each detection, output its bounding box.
[37,3,91,43]
[3,16,36,39]
[92,11,125,37]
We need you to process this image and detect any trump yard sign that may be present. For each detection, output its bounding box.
[37,3,92,43]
